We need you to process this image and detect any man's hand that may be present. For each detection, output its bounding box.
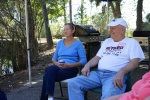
[113,58,140,89]
[81,66,90,76]
[81,56,100,76]
[114,71,124,89]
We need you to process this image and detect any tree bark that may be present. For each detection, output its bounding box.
[92,0,122,18]
[81,0,84,24]
[109,1,121,18]
[42,3,53,49]
[28,0,39,64]
[69,0,72,23]
[62,0,67,23]
[136,0,143,31]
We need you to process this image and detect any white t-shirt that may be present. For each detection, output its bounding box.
[96,37,145,72]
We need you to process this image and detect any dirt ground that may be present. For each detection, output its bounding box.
[0,48,53,93]
[0,41,149,100]
[0,40,57,93]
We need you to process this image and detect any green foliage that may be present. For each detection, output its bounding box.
[73,1,88,25]
[39,18,64,39]
[146,13,150,22]
[34,0,69,39]
[143,13,150,31]
[0,0,37,71]
[50,19,64,39]
[39,24,46,38]
[90,10,113,35]
[0,0,69,72]
[125,28,134,37]
[45,0,69,20]
[0,59,13,75]
[1,0,141,72]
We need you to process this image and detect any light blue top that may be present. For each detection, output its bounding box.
[52,39,87,66]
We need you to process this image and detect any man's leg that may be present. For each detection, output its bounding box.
[104,94,122,100]
[101,71,127,100]
[68,71,102,100]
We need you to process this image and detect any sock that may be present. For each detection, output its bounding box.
[48,97,53,100]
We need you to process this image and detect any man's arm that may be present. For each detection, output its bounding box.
[81,56,100,76]
[114,58,140,89]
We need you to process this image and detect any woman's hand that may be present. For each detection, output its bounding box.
[59,63,71,69]
[55,62,63,68]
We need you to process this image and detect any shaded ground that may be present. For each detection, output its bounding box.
[0,40,149,100]
[0,48,53,93]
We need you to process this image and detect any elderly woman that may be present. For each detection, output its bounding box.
[40,23,87,100]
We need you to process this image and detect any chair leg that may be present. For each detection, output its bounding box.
[59,82,64,97]
[84,91,88,100]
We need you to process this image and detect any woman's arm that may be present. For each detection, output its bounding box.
[60,62,83,68]
[77,42,87,66]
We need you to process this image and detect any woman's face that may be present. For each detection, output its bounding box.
[64,25,74,37]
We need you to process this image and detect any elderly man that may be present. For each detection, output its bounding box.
[68,18,145,100]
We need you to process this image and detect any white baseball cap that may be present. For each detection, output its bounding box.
[107,18,128,28]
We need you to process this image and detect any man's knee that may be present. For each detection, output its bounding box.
[68,77,77,88]
[101,86,125,100]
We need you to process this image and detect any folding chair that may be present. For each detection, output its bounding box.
[84,69,135,100]
[55,66,82,100]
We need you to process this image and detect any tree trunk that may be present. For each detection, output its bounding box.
[62,0,67,23]
[81,0,84,24]
[109,1,121,18]
[136,0,143,31]
[27,0,39,64]
[69,0,72,23]
[42,3,53,49]
[115,0,121,18]
[90,0,122,18]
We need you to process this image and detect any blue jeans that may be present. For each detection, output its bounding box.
[40,65,78,100]
[68,70,127,100]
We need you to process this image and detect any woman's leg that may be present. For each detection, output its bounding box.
[55,67,78,81]
[40,65,59,100]
[40,65,78,100]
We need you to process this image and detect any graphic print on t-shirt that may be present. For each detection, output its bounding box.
[103,42,126,56]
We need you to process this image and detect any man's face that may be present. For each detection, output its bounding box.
[109,25,124,39]
[110,25,120,34]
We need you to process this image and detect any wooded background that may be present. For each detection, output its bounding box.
[0,0,149,74]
